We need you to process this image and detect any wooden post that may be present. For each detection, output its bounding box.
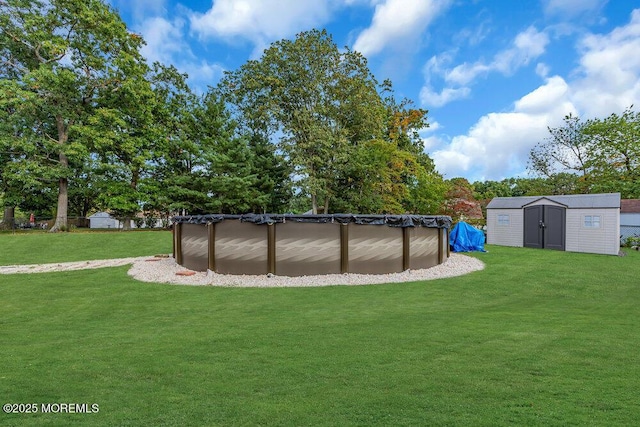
[403,227,411,271]
[340,223,349,273]
[208,222,215,272]
[174,222,183,265]
[267,223,276,275]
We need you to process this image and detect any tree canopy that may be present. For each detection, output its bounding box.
[3,0,638,230]
[218,29,444,214]
[528,107,640,198]
[1,0,148,230]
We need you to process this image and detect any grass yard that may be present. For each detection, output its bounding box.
[1,232,639,426]
[0,230,172,265]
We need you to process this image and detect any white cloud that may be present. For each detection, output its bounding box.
[543,0,607,17]
[139,17,188,65]
[444,62,490,86]
[514,76,572,114]
[420,85,470,107]
[422,26,549,108]
[137,16,225,93]
[536,62,550,77]
[190,0,336,47]
[431,76,577,180]
[353,0,452,56]
[429,9,640,181]
[571,8,640,118]
[447,26,549,84]
[495,26,550,73]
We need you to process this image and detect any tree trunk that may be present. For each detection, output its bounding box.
[1,207,15,230]
[50,116,69,232]
[50,174,69,232]
[323,197,329,214]
[311,194,318,214]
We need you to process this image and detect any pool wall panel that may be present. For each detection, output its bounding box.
[347,224,404,274]
[275,222,341,276]
[180,223,208,272]
[214,221,269,275]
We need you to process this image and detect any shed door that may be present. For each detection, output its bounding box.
[524,206,544,249]
[524,205,566,251]
[543,206,565,250]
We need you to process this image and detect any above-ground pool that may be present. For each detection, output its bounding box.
[172,214,452,276]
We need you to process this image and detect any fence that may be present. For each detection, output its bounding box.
[620,225,640,245]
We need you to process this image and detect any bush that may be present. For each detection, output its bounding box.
[624,235,640,247]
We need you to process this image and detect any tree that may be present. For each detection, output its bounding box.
[0,0,147,231]
[583,107,640,198]
[528,114,593,193]
[529,108,640,198]
[78,57,156,228]
[219,30,446,214]
[442,178,483,221]
[246,134,292,213]
[196,91,263,214]
[219,29,387,214]
[143,64,204,217]
[381,81,446,214]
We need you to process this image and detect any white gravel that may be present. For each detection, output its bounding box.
[1,253,485,287]
[127,253,485,287]
[0,257,148,274]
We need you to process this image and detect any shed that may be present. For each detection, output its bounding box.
[89,212,119,229]
[486,193,620,255]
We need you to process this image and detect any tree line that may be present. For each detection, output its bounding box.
[2,0,637,231]
[0,0,447,230]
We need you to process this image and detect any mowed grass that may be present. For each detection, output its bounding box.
[1,232,639,426]
[0,230,172,265]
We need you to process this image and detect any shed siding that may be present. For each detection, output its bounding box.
[565,208,620,255]
[487,209,523,247]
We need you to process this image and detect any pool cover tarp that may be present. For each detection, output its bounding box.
[449,221,486,252]
[173,214,452,229]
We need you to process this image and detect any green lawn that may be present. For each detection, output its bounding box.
[0,230,172,265]
[1,233,639,426]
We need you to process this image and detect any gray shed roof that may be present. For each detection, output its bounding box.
[486,193,620,209]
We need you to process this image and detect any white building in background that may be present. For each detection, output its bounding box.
[486,193,620,256]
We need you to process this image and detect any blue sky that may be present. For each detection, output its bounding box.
[108,0,640,183]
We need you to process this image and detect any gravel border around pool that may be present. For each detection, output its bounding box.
[127,253,485,287]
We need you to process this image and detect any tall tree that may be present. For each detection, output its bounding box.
[197,91,264,214]
[0,0,147,231]
[219,29,386,213]
[528,114,593,193]
[442,178,483,221]
[78,57,155,228]
[219,29,446,214]
[144,64,202,217]
[246,134,292,213]
[583,107,640,198]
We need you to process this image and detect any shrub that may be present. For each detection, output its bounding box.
[624,235,640,247]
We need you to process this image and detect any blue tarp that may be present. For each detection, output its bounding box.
[449,221,486,252]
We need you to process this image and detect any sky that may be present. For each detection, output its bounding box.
[108,0,640,183]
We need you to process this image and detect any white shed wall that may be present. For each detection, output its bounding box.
[89,213,118,229]
[487,209,523,247]
[565,208,620,255]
